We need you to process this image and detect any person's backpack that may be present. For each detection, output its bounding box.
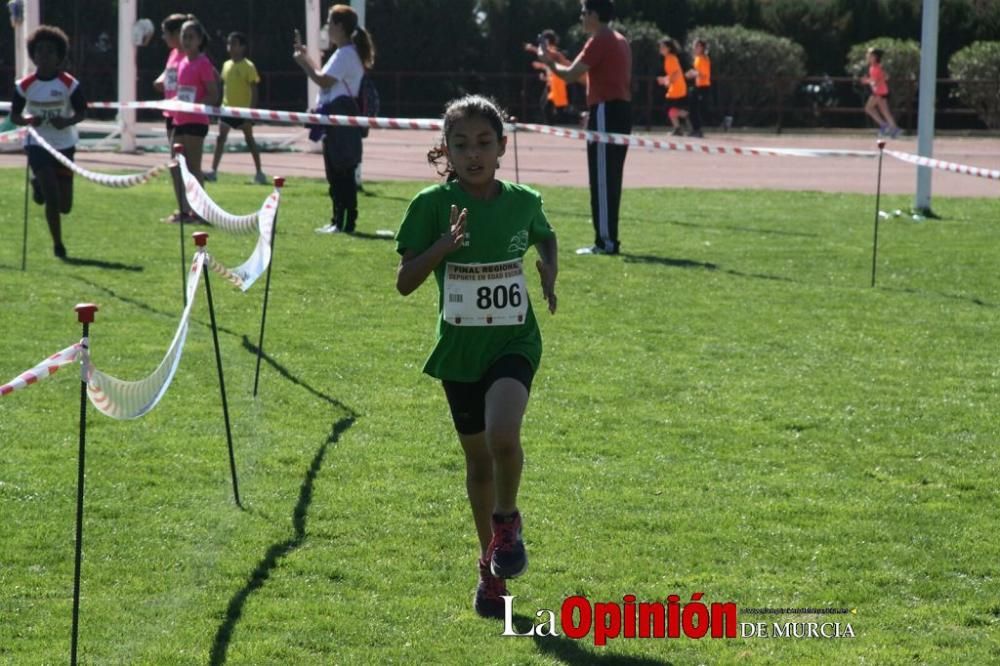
[356,74,380,137]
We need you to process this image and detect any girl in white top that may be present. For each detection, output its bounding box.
[293,4,375,234]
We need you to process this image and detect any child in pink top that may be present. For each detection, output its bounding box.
[861,48,900,138]
[172,18,219,184]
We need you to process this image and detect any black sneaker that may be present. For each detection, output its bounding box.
[474,557,509,619]
[54,243,67,259]
[489,512,527,579]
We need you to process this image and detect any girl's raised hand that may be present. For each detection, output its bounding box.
[440,205,467,254]
[292,29,307,60]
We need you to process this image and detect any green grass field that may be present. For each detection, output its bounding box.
[1,166,999,665]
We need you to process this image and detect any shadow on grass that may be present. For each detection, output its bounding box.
[349,230,395,241]
[70,275,242,336]
[209,415,356,666]
[647,217,817,238]
[241,335,357,411]
[60,256,144,271]
[621,253,792,283]
[489,613,673,665]
[880,285,997,308]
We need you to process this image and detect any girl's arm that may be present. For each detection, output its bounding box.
[154,70,166,93]
[396,206,466,296]
[534,235,558,314]
[9,94,39,126]
[204,69,221,105]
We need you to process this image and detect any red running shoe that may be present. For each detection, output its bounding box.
[489,511,528,579]
[474,557,509,619]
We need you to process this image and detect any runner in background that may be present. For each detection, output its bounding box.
[206,31,268,184]
[524,30,577,125]
[395,95,558,619]
[860,48,901,138]
[657,37,689,136]
[685,38,710,138]
[11,25,86,259]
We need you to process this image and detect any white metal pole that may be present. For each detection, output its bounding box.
[914,0,940,214]
[15,0,42,78]
[305,0,321,109]
[353,0,365,28]
[352,0,365,186]
[117,0,137,152]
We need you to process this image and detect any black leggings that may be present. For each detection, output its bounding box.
[322,135,359,223]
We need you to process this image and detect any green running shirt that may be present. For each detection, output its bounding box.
[396,180,556,382]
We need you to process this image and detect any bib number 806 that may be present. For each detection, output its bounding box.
[476,283,522,310]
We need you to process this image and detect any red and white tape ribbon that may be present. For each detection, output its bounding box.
[86,252,205,419]
[885,149,1000,181]
[0,127,28,144]
[0,342,83,397]
[89,99,444,131]
[201,186,280,291]
[514,122,877,158]
[27,127,166,186]
[206,254,245,289]
[176,153,259,233]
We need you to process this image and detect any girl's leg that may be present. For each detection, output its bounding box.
[210,122,230,173]
[178,134,206,184]
[484,378,528,515]
[57,171,73,214]
[876,97,898,129]
[458,431,495,558]
[242,124,264,174]
[484,376,530,578]
[35,166,63,252]
[864,95,886,128]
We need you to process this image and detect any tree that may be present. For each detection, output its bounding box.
[949,41,1000,128]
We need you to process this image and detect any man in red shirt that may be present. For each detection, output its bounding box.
[540,0,631,255]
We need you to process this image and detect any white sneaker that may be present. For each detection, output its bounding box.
[254,171,268,185]
[314,224,341,234]
[204,170,217,182]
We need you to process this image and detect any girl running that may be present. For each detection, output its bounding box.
[861,48,900,138]
[394,95,558,619]
[172,18,218,185]
[657,38,689,136]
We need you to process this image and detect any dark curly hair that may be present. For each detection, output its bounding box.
[427,95,507,180]
[27,25,70,63]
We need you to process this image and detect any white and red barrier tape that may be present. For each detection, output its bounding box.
[15,98,1000,180]
[202,187,280,292]
[27,127,167,186]
[85,251,205,420]
[514,122,879,158]
[88,99,445,131]
[0,127,27,144]
[176,153,259,233]
[885,148,1000,181]
[0,342,83,397]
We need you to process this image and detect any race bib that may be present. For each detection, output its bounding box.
[176,85,197,103]
[165,68,178,93]
[444,259,528,327]
[26,100,67,122]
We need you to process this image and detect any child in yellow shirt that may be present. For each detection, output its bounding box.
[206,32,267,184]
